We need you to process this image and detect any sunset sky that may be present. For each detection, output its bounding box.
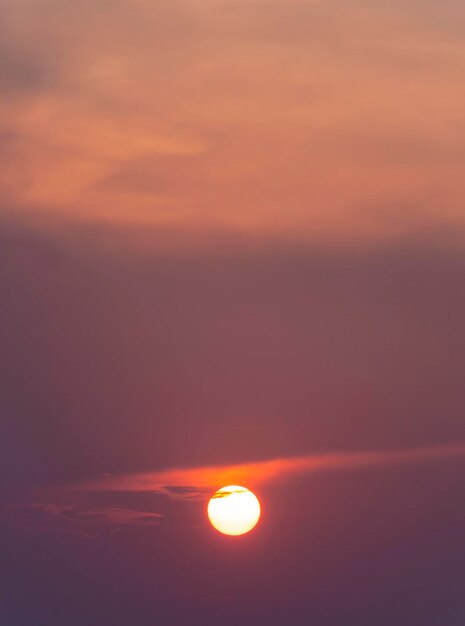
[1,1,465,624]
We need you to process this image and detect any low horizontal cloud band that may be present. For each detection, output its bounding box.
[78,443,465,496]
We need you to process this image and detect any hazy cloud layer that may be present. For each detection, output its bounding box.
[2,4,465,623]
[1,0,465,245]
[1,222,464,496]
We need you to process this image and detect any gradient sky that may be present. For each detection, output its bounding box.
[1,1,465,625]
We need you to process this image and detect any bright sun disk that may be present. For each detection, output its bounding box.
[207,485,261,536]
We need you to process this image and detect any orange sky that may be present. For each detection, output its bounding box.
[2,4,465,624]
[2,0,465,248]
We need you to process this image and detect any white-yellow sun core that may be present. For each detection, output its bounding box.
[207,485,261,536]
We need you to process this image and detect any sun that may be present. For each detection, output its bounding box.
[207,485,261,536]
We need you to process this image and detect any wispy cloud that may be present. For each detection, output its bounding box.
[12,443,465,537]
[23,501,163,538]
[77,443,465,497]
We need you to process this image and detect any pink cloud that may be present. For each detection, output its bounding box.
[1,0,465,247]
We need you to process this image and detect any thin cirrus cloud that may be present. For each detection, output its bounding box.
[23,502,163,538]
[17,444,465,537]
[77,442,465,497]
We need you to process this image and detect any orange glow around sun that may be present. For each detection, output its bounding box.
[207,485,261,536]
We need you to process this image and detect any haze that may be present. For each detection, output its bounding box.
[1,1,464,624]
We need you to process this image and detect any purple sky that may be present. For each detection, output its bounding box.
[1,0,465,624]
